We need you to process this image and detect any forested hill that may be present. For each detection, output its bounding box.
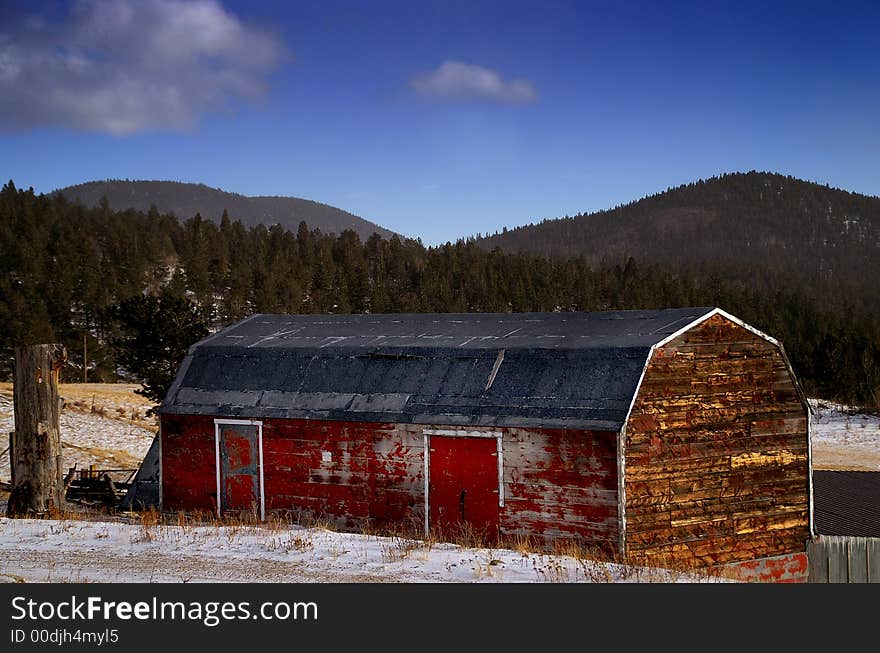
[56,179,397,241]
[477,172,880,312]
[2,180,879,408]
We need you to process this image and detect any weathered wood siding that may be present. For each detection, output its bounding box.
[160,414,426,528]
[161,414,618,547]
[624,314,810,568]
[161,414,219,513]
[261,419,424,530]
[502,427,618,549]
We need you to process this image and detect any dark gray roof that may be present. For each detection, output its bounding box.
[813,471,880,538]
[160,307,715,430]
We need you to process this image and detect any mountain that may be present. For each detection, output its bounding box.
[2,178,879,405]
[476,171,880,311]
[55,179,397,241]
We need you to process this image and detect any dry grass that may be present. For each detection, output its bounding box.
[2,502,731,582]
[0,382,157,431]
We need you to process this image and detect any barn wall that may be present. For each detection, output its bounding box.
[160,414,218,513]
[262,419,424,530]
[624,313,810,568]
[501,427,618,550]
[160,414,619,548]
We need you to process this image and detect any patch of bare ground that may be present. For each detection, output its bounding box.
[811,445,880,471]
[0,382,157,431]
[0,386,156,484]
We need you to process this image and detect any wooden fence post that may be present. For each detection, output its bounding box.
[6,344,67,517]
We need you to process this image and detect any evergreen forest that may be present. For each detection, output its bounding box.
[1,178,878,409]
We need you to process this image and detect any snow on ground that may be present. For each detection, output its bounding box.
[0,517,724,584]
[0,392,156,482]
[809,399,880,471]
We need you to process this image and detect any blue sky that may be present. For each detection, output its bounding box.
[1,0,878,245]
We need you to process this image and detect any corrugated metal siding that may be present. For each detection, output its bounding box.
[813,471,880,537]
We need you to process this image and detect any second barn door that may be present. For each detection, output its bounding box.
[428,435,500,540]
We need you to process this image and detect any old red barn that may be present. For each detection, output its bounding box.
[158,308,813,578]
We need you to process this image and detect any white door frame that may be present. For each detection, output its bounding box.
[214,418,265,521]
[422,428,504,537]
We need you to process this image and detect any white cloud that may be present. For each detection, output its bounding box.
[0,0,288,135]
[410,60,537,104]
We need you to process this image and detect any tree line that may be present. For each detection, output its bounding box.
[1,180,878,409]
[479,171,880,316]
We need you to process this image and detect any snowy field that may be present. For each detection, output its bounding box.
[0,386,876,583]
[0,391,156,481]
[0,517,725,584]
[809,399,880,471]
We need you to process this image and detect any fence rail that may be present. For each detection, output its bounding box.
[807,536,880,583]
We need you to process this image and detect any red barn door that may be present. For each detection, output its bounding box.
[216,421,264,520]
[428,436,500,541]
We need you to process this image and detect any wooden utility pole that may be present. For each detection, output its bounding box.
[7,344,67,517]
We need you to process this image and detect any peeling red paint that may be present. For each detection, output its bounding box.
[718,552,809,583]
[161,414,619,547]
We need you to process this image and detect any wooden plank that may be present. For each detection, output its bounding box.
[502,495,618,522]
[656,338,778,354]
[628,501,806,534]
[640,356,780,378]
[732,510,809,535]
[628,463,807,491]
[627,426,804,452]
[508,513,618,540]
[848,539,869,583]
[664,467,807,494]
[807,539,829,583]
[627,484,808,516]
[628,527,807,566]
[628,406,804,431]
[827,539,849,583]
[869,539,880,583]
[505,481,618,504]
[625,455,734,481]
[627,434,808,461]
[730,449,806,469]
[638,366,789,393]
[807,537,880,584]
[622,314,810,567]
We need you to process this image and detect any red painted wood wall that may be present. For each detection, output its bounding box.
[160,414,619,549]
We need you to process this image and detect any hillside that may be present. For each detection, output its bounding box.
[2,179,879,406]
[477,172,880,312]
[56,179,396,241]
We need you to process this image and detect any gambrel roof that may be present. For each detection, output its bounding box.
[160,307,718,430]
